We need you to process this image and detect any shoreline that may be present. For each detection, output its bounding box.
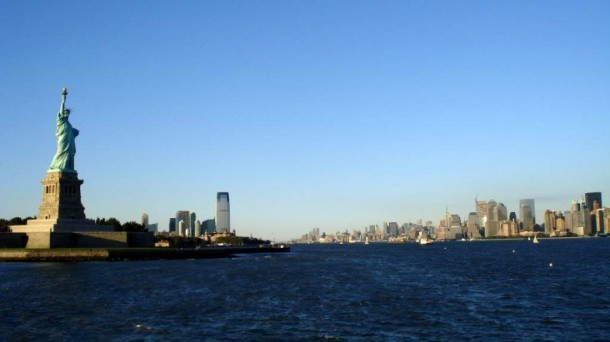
[294,236,603,244]
[0,245,290,262]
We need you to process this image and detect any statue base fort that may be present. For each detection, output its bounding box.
[11,218,111,233]
[6,171,153,248]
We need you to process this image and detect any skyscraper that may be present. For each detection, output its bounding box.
[485,200,498,237]
[202,219,216,234]
[216,192,230,233]
[189,212,197,237]
[194,220,201,237]
[509,212,517,222]
[466,212,481,238]
[178,219,185,237]
[141,213,149,227]
[585,192,602,211]
[544,210,557,235]
[495,203,508,221]
[476,200,487,228]
[519,199,535,231]
[175,211,190,237]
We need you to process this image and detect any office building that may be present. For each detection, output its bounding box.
[581,193,602,234]
[585,192,602,211]
[147,223,158,233]
[194,220,201,237]
[563,211,573,231]
[519,199,536,231]
[485,200,499,237]
[169,218,176,233]
[595,208,609,235]
[178,220,185,237]
[216,192,230,233]
[202,219,216,234]
[175,211,191,236]
[476,200,488,228]
[189,212,197,237]
[509,212,517,222]
[466,212,482,238]
[496,203,507,221]
[544,210,556,235]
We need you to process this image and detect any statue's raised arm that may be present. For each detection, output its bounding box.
[59,88,68,117]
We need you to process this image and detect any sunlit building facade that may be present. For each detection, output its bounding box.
[476,200,487,229]
[519,199,535,231]
[175,211,190,237]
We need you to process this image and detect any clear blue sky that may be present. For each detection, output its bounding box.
[1,1,609,241]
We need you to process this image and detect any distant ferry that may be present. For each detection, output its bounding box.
[418,234,433,246]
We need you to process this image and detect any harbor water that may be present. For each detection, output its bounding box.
[1,239,608,341]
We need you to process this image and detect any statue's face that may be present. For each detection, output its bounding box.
[64,109,71,116]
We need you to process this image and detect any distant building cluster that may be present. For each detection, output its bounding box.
[544,192,606,237]
[295,191,607,243]
[140,213,158,233]
[141,191,233,239]
[298,220,436,244]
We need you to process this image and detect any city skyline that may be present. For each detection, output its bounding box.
[1,1,609,241]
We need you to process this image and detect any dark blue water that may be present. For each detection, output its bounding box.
[1,239,609,341]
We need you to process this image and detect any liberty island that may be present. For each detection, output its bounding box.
[0,88,288,258]
[4,88,149,248]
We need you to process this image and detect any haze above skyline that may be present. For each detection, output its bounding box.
[1,1,609,241]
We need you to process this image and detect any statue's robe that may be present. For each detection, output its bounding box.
[49,112,79,172]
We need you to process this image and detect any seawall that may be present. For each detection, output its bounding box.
[0,246,290,262]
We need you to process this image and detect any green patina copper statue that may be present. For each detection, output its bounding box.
[49,88,79,172]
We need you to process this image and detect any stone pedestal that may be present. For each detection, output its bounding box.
[37,171,85,220]
[10,171,112,234]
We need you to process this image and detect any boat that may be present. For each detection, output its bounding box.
[419,236,433,245]
[533,234,539,244]
[527,236,531,241]
[365,236,370,245]
[417,232,433,245]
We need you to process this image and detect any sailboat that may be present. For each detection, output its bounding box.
[365,236,370,245]
[533,233,539,244]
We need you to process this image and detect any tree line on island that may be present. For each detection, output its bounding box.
[0,217,146,232]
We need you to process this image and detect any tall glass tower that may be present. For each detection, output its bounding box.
[519,199,535,231]
[216,192,230,233]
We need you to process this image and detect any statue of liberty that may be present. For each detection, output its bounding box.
[49,88,79,172]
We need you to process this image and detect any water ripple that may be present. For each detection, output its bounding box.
[0,239,608,340]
